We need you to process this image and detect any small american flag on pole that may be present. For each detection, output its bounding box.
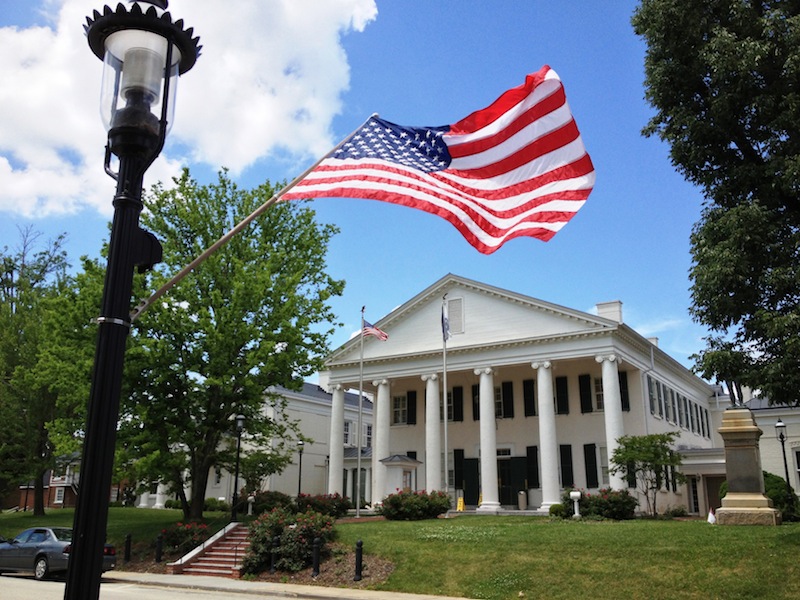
[362,320,388,341]
[281,66,595,254]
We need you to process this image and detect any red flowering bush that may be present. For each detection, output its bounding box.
[242,507,335,574]
[159,521,211,554]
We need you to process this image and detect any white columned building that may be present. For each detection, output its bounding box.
[321,275,719,516]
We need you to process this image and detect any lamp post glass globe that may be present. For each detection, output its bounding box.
[776,418,787,441]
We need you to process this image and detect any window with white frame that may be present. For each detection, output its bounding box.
[343,420,352,446]
[599,446,609,486]
[364,423,373,448]
[393,395,408,425]
[440,390,455,422]
[54,487,65,504]
[445,296,464,335]
[593,377,605,411]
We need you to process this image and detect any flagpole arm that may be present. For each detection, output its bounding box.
[130,114,378,322]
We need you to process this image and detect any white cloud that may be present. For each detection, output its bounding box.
[0,0,377,218]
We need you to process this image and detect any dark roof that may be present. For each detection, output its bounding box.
[343,447,373,459]
[272,382,372,410]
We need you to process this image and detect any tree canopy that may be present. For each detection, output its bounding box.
[633,0,800,404]
[121,169,344,519]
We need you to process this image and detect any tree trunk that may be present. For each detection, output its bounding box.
[33,468,46,516]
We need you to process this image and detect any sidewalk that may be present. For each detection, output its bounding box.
[105,571,472,600]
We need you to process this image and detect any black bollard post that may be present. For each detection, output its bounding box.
[311,537,321,577]
[124,533,131,564]
[155,534,163,563]
[354,540,363,581]
[270,535,279,574]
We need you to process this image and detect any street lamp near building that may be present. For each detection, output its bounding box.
[775,419,795,510]
[297,440,305,497]
[231,414,246,522]
[65,3,200,600]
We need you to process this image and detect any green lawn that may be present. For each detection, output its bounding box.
[2,510,798,599]
[0,507,230,562]
[335,516,800,600]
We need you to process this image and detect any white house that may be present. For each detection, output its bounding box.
[319,274,719,514]
[138,383,373,509]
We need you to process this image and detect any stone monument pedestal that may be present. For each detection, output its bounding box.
[715,408,781,526]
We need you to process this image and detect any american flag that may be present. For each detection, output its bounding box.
[362,320,388,341]
[281,66,595,254]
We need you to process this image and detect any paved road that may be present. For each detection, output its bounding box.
[1,575,250,600]
[0,572,472,600]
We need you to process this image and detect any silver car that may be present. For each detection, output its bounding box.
[0,527,116,580]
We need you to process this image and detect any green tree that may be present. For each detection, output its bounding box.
[632,0,800,404]
[610,433,686,517]
[123,169,343,519]
[0,228,70,514]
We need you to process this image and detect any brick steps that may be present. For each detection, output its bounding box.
[174,524,250,578]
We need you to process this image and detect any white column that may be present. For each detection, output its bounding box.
[597,354,626,490]
[423,373,442,491]
[534,361,560,511]
[372,379,391,505]
[346,468,354,500]
[328,384,345,496]
[137,491,150,509]
[475,367,500,512]
[153,483,167,509]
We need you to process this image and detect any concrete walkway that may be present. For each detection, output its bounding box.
[105,571,473,599]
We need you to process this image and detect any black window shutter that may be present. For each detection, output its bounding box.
[407,391,417,425]
[579,374,593,414]
[526,446,540,488]
[556,376,569,415]
[523,379,536,416]
[502,381,514,419]
[472,384,480,421]
[560,444,574,488]
[583,443,599,488]
[626,461,636,488]
[619,371,630,412]
[452,386,464,422]
[454,449,465,490]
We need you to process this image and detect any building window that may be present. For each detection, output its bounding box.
[494,386,503,418]
[599,446,609,486]
[393,395,408,425]
[593,377,604,411]
[364,424,373,448]
[343,421,352,446]
[445,296,464,335]
[54,487,65,504]
[648,376,657,415]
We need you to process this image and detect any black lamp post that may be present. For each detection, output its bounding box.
[65,4,199,600]
[231,414,246,522]
[775,419,795,509]
[297,440,305,497]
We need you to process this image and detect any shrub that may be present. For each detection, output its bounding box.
[720,471,799,521]
[250,490,294,516]
[549,503,567,518]
[378,490,451,520]
[294,493,352,518]
[159,521,211,554]
[241,507,336,574]
[561,488,638,520]
[664,505,688,518]
[204,497,230,512]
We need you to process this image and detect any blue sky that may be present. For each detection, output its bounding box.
[0,1,709,370]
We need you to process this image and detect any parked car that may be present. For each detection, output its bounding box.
[0,527,116,580]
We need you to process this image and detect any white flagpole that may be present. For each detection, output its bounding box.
[129,114,378,322]
[356,307,365,518]
[442,294,450,500]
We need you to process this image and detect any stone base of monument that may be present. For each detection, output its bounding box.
[716,493,782,525]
